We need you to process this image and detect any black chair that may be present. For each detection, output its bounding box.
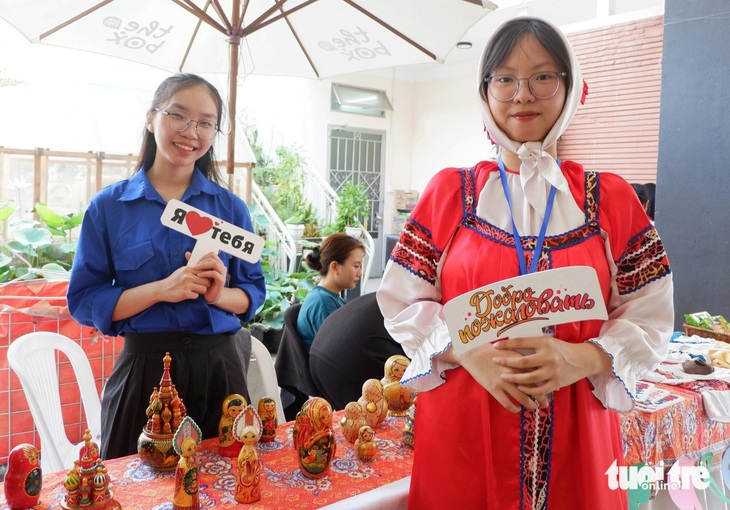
[274,303,320,420]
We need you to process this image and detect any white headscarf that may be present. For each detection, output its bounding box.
[478,17,584,213]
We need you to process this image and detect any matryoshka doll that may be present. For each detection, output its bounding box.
[172,416,202,510]
[233,405,263,504]
[257,397,278,443]
[358,379,388,429]
[338,401,365,443]
[218,393,247,457]
[292,397,336,479]
[381,354,416,417]
[355,425,377,462]
[3,443,42,510]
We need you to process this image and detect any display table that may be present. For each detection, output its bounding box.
[621,379,730,470]
[0,412,413,510]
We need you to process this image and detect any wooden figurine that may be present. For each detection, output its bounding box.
[358,379,388,429]
[172,416,202,510]
[381,354,416,417]
[355,425,377,462]
[62,429,121,509]
[292,397,337,479]
[218,393,247,457]
[4,443,42,510]
[138,352,188,471]
[233,405,263,504]
[338,401,365,443]
[257,397,278,443]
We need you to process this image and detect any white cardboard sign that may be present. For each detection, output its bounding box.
[161,199,264,265]
[444,266,608,356]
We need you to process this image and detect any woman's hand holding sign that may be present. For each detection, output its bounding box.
[493,337,612,399]
[187,251,227,305]
[444,342,541,413]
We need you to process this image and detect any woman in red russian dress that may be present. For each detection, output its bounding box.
[377,16,673,510]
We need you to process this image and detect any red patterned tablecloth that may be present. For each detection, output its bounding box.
[5,382,730,509]
[620,380,730,469]
[0,413,413,510]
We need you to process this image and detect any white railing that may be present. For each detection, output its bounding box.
[301,164,375,287]
[250,163,375,286]
[250,182,298,274]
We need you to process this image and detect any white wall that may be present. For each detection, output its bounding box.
[234,60,489,235]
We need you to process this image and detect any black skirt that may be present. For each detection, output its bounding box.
[100,329,250,459]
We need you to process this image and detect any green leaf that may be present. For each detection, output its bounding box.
[33,203,66,229]
[65,212,83,228]
[14,267,34,280]
[41,262,67,272]
[7,240,37,257]
[0,253,11,267]
[0,267,16,282]
[12,227,53,249]
[46,226,66,236]
[60,243,77,254]
[0,204,15,221]
[34,263,69,278]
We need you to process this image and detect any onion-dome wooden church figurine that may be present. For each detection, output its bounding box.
[137,352,188,470]
[62,429,121,509]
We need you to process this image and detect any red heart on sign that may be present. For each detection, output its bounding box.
[185,211,213,236]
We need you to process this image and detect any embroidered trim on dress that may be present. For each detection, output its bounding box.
[520,404,554,510]
[389,218,441,285]
[615,227,671,295]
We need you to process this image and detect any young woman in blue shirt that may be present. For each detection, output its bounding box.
[67,74,266,459]
[296,233,365,351]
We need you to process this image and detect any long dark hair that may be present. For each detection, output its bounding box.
[305,233,365,276]
[133,73,224,184]
[479,18,572,101]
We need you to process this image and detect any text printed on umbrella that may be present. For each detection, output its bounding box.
[317,27,391,61]
[102,17,171,54]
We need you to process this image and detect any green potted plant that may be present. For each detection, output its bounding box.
[245,242,318,352]
[334,181,370,238]
[286,202,322,240]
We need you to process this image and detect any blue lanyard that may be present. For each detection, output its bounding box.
[498,156,557,275]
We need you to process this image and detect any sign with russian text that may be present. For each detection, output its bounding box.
[161,199,264,265]
[445,266,608,356]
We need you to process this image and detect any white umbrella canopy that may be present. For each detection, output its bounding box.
[0,0,496,188]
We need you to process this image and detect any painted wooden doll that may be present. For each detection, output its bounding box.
[292,397,337,479]
[381,354,416,417]
[339,401,365,443]
[355,425,377,462]
[218,393,247,457]
[257,397,278,443]
[233,405,263,504]
[358,379,388,429]
[3,443,42,510]
[172,416,202,510]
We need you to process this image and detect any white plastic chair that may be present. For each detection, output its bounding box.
[247,336,286,424]
[7,332,102,473]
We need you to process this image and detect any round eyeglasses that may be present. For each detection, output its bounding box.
[485,71,568,102]
[155,108,219,140]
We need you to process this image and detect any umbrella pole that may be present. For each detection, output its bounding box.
[227,50,241,198]
[227,0,251,203]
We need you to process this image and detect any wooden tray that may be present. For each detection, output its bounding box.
[683,323,730,343]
